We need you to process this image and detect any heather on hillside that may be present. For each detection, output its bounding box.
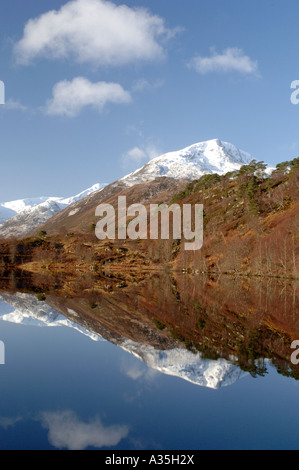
[169,158,299,278]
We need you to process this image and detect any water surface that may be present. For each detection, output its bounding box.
[0,272,298,450]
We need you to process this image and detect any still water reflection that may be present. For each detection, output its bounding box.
[0,271,298,450]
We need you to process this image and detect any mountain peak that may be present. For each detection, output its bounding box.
[120,139,253,187]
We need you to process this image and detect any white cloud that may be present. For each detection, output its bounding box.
[14,0,178,67]
[122,145,160,168]
[41,410,129,450]
[132,78,164,93]
[45,76,131,117]
[4,99,28,111]
[189,47,259,75]
[123,147,148,166]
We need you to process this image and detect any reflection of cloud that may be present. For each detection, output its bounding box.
[121,357,158,382]
[120,357,159,403]
[0,416,23,429]
[123,361,144,380]
[41,410,129,450]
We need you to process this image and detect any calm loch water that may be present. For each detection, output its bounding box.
[0,272,298,450]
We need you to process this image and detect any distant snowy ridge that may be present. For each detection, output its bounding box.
[0,183,105,224]
[0,183,106,237]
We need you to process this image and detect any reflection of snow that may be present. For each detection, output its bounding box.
[121,340,247,390]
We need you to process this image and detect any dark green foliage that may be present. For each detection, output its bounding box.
[153,318,166,330]
[36,293,46,301]
[38,231,47,238]
[170,189,190,204]
[194,173,221,191]
[89,301,97,309]
[197,318,206,330]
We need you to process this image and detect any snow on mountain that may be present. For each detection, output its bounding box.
[0,183,105,223]
[120,339,247,389]
[0,292,102,342]
[0,205,17,225]
[120,139,254,187]
[59,183,105,206]
[0,183,106,238]
[0,197,51,224]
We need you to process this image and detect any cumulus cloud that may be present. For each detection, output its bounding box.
[189,47,259,75]
[14,0,178,67]
[132,78,164,93]
[4,99,28,111]
[45,76,131,117]
[41,410,129,450]
[122,145,160,169]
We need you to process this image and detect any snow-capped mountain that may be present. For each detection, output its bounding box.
[120,139,254,187]
[0,196,53,224]
[0,183,106,238]
[0,291,247,389]
[21,138,264,237]
[0,183,105,224]
[0,139,266,239]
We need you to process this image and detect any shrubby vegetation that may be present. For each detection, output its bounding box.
[168,157,299,279]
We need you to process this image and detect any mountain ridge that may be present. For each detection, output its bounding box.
[1,138,262,239]
[0,183,106,238]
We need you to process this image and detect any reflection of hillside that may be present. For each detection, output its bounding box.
[0,270,299,382]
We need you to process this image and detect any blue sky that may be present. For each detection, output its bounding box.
[0,0,299,201]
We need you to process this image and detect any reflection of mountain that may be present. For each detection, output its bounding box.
[0,290,245,389]
[0,269,298,384]
[0,292,101,342]
[120,339,246,389]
